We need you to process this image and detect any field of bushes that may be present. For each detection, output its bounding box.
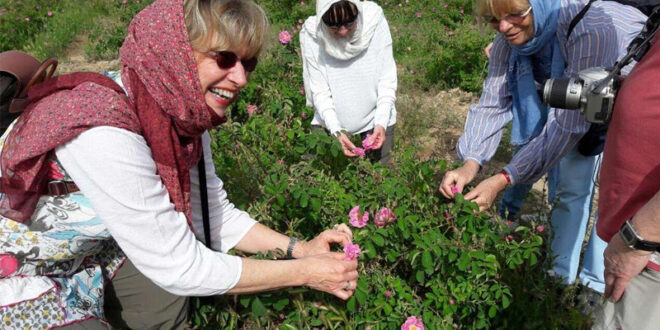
[1,0,592,328]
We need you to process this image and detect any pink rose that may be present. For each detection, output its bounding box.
[246,104,257,115]
[47,10,53,17]
[374,207,396,227]
[401,316,424,330]
[0,8,6,15]
[506,235,514,242]
[362,134,378,150]
[416,12,422,18]
[537,225,545,232]
[298,18,304,24]
[24,17,31,22]
[349,206,369,228]
[0,254,18,277]
[343,243,361,260]
[385,290,392,298]
[353,147,366,157]
[300,113,308,119]
[279,30,292,44]
[451,186,459,194]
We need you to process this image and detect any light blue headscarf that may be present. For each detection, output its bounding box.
[508,0,565,146]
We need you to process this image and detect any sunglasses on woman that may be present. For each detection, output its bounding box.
[210,51,258,72]
[326,17,358,30]
[482,6,532,25]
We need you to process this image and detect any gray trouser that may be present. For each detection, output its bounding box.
[312,125,396,165]
[57,259,189,330]
[593,267,660,330]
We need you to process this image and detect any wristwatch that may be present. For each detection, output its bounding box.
[619,219,660,252]
[332,130,347,138]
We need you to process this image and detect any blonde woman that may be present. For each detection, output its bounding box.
[0,0,358,328]
[440,0,645,299]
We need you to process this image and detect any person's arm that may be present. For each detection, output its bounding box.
[504,8,627,185]
[371,17,397,148]
[440,35,511,198]
[56,127,357,298]
[300,30,342,135]
[603,189,660,302]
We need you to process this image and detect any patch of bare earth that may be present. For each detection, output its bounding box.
[56,35,120,74]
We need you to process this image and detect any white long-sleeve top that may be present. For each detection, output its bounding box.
[301,16,397,135]
[54,126,257,296]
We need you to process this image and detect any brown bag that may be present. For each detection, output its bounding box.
[0,51,57,134]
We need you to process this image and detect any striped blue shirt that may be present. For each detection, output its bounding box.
[457,0,646,184]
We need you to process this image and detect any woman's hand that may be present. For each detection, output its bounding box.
[337,132,358,157]
[294,224,353,258]
[302,252,359,300]
[464,173,508,211]
[370,125,386,149]
[440,160,480,198]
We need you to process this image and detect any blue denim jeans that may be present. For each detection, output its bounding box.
[550,147,605,293]
[499,148,558,220]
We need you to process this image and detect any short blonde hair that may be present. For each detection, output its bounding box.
[475,0,530,19]
[184,0,269,58]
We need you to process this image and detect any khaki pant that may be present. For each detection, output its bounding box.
[57,259,189,330]
[593,268,660,330]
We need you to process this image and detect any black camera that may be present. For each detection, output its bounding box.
[542,67,621,124]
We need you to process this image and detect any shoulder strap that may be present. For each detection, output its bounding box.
[567,0,597,39]
[197,149,211,247]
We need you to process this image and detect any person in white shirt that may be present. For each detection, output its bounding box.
[0,0,358,328]
[300,0,397,164]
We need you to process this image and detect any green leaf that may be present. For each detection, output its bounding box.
[488,306,497,318]
[372,234,386,247]
[416,270,425,284]
[422,251,433,270]
[273,298,290,311]
[502,295,510,309]
[251,297,267,317]
[347,296,356,312]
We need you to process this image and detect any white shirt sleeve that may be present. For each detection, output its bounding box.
[55,126,255,296]
[300,30,343,134]
[373,17,397,129]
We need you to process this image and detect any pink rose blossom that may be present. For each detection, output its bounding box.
[300,113,308,119]
[353,147,366,157]
[349,206,369,228]
[537,225,545,232]
[299,87,305,95]
[300,1,305,5]
[366,327,372,330]
[506,235,514,242]
[401,316,424,330]
[416,12,422,18]
[279,30,292,44]
[122,0,128,4]
[451,186,459,194]
[0,254,18,277]
[297,24,302,30]
[450,298,455,305]
[385,290,392,298]
[47,10,53,17]
[24,17,31,22]
[460,7,465,14]
[374,207,396,227]
[0,8,6,15]
[279,313,285,319]
[362,134,378,150]
[246,104,257,115]
[398,3,403,7]
[277,159,285,165]
[298,18,304,24]
[343,243,361,260]
[406,46,412,52]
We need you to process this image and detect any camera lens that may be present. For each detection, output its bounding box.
[542,77,583,110]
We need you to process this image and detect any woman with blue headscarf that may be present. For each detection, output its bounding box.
[440,0,645,301]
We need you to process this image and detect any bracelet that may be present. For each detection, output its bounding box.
[499,169,511,185]
[286,237,299,259]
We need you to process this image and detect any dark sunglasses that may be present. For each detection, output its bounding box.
[326,16,358,30]
[210,51,258,72]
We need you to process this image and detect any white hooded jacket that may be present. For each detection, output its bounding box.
[300,0,397,135]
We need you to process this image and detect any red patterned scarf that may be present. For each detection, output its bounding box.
[0,0,224,224]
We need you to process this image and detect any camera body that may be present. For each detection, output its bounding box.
[542,67,620,124]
